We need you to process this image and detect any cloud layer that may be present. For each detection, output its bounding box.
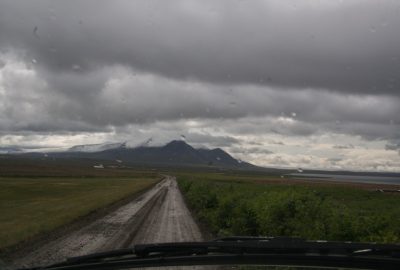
[0,0,399,171]
[1,0,400,94]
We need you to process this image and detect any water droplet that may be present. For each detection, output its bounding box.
[33,26,40,39]
[369,26,376,33]
[291,112,297,117]
[72,64,81,71]
[31,59,37,64]
[297,168,303,173]
[180,135,186,141]
[216,157,221,161]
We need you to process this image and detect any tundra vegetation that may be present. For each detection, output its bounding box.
[177,172,400,243]
[0,177,159,250]
[0,159,160,251]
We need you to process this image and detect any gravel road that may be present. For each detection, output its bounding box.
[11,176,204,269]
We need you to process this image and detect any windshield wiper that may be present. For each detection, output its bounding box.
[19,237,400,270]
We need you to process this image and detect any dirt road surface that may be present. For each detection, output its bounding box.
[11,176,204,269]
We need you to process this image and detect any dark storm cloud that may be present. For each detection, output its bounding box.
[185,133,239,147]
[1,0,400,95]
[385,142,400,155]
[1,52,399,143]
[37,67,400,133]
[0,0,399,172]
[208,115,400,143]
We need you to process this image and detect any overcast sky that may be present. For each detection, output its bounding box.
[0,0,399,171]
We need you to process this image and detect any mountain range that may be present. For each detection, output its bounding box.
[19,140,255,169]
[0,146,24,154]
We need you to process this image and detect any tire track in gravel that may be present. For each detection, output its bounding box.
[129,177,203,245]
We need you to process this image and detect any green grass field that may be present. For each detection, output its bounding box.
[0,176,159,250]
[177,172,400,243]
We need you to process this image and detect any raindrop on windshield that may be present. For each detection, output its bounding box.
[31,59,37,64]
[72,64,81,71]
[33,26,40,39]
[297,168,303,173]
[180,135,186,141]
[291,112,297,117]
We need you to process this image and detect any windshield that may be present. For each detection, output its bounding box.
[0,1,399,270]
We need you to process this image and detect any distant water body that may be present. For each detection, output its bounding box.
[288,173,400,186]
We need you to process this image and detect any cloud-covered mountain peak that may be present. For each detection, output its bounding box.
[68,142,126,153]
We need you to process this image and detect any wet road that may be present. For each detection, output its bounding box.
[11,176,203,269]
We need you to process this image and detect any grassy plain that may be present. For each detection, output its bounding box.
[0,157,160,251]
[177,171,400,243]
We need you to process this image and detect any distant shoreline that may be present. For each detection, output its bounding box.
[286,173,400,186]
